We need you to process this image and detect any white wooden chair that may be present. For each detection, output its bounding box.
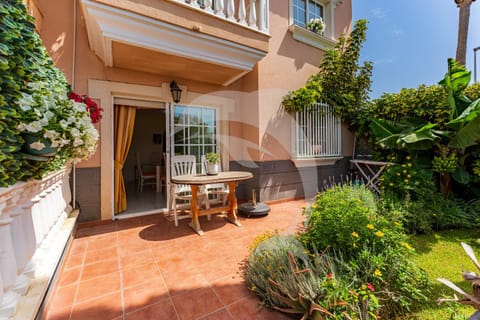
[136,152,157,192]
[170,155,209,226]
[201,154,229,206]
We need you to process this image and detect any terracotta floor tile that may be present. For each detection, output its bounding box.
[198,308,234,320]
[171,287,224,320]
[123,279,169,313]
[76,272,121,303]
[42,306,72,320]
[210,274,250,305]
[68,241,88,257]
[57,267,81,287]
[120,248,155,270]
[80,258,119,281]
[84,246,118,265]
[163,270,210,295]
[122,261,162,289]
[63,253,84,270]
[124,298,178,320]
[70,291,123,320]
[47,284,77,311]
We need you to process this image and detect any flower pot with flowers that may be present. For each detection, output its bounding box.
[306,17,325,35]
[16,81,101,162]
[205,152,220,175]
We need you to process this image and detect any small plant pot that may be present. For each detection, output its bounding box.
[207,163,219,175]
[23,134,57,157]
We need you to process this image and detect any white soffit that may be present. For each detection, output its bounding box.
[80,0,266,71]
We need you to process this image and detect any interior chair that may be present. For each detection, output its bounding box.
[135,152,157,192]
[170,155,208,226]
[201,154,229,206]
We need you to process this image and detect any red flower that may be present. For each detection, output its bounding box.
[68,91,103,124]
[367,283,375,292]
[327,273,333,279]
[68,92,83,103]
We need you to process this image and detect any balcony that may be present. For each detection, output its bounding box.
[0,167,76,319]
[81,0,270,86]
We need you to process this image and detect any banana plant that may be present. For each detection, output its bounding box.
[370,59,480,195]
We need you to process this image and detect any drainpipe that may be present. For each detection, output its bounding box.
[71,0,77,210]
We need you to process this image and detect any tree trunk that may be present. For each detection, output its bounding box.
[439,173,452,198]
[455,0,474,65]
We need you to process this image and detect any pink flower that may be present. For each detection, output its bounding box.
[367,283,375,292]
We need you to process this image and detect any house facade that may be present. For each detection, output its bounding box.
[27,0,354,222]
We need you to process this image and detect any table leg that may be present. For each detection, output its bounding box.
[156,165,160,193]
[188,185,204,236]
[224,181,242,227]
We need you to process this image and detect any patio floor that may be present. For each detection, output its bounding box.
[41,200,307,320]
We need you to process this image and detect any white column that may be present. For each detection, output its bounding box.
[0,193,20,318]
[188,0,200,8]
[238,0,247,25]
[31,184,47,247]
[20,184,37,278]
[225,0,235,21]
[258,0,268,32]
[6,189,31,295]
[328,2,335,39]
[203,0,213,13]
[214,0,225,18]
[247,0,256,28]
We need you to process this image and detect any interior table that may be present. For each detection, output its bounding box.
[171,171,253,236]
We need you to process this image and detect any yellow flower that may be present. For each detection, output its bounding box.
[402,242,413,250]
[374,269,382,277]
[351,231,359,238]
[353,243,357,248]
[402,170,407,173]
[361,284,367,290]
[389,182,394,186]
[406,156,411,160]
[404,179,409,183]
[312,204,318,209]
[375,230,384,237]
[396,172,401,176]
[407,174,412,178]
[367,224,374,230]
[407,163,412,167]
[401,164,406,168]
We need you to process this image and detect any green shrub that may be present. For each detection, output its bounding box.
[378,156,435,200]
[381,194,480,234]
[246,235,381,319]
[300,185,429,317]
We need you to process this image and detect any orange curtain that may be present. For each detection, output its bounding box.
[114,105,136,214]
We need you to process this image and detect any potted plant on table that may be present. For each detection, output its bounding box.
[205,152,220,175]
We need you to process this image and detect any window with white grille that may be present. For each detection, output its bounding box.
[294,103,341,158]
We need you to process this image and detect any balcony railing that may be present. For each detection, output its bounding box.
[173,0,269,33]
[0,166,75,319]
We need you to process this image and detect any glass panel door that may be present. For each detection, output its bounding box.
[170,105,218,173]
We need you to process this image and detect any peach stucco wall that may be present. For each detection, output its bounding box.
[35,0,353,166]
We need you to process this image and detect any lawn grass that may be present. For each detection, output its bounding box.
[403,229,480,319]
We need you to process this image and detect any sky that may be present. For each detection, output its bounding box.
[352,0,480,98]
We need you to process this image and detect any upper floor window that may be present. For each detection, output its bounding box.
[293,0,324,28]
[294,103,341,159]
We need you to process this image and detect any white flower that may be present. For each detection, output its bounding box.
[306,17,325,34]
[26,121,43,133]
[70,127,81,138]
[29,141,46,151]
[73,138,84,147]
[59,120,69,129]
[17,123,27,132]
[44,111,55,120]
[18,93,34,111]
[73,101,85,113]
[27,81,43,91]
[44,130,58,140]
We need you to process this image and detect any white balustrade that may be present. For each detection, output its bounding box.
[175,0,269,33]
[0,166,74,318]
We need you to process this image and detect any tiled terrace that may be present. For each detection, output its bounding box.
[41,200,307,320]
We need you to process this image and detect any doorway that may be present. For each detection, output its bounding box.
[114,101,168,217]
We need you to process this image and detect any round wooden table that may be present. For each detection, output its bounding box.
[171,171,253,236]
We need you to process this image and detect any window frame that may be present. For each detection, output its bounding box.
[292,0,325,29]
[292,102,342,165]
